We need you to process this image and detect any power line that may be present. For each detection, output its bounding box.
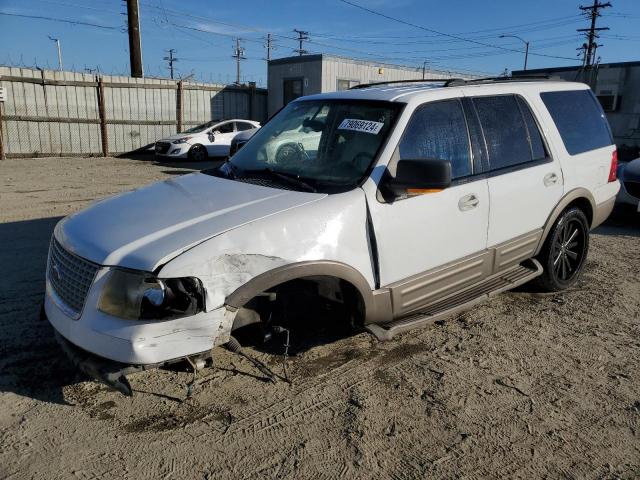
[0,11,118,30]
[337,0,578,61]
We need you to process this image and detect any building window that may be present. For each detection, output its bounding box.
[337,79,359,91]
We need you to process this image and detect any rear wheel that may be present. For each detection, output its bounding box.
[188,144,207,162]
[535,207,589,291]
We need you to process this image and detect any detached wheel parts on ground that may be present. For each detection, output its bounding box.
[187,144,208,162]
[536,207,590,291]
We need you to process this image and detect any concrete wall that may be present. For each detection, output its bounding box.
[0,67,268,158]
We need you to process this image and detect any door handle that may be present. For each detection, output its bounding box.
[458,194,479,211]
[544,172,559,187]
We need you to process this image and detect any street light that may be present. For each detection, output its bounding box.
[48,35,63,71]
[500,34,529,71]
[422,60,429,79]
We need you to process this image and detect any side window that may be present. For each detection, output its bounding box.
[398,99,472,179]
[540,90,612,155]
[473,95,533,170]
[236,122,254,131]
[516,96,546,161]
[216,122,234,134]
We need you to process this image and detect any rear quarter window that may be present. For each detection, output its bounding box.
[540,90,612,155]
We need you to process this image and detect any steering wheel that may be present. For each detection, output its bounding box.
[275,142,307,165]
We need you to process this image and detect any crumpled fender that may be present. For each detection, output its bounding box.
[156,189,376,321]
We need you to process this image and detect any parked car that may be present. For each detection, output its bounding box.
[155,119,260,161]
[616,157,640,210]
[44,78,619,395]
[228,128,258,157]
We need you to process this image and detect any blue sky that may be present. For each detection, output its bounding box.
[1,0,639,85]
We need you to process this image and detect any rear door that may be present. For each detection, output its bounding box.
[471,94,563,265]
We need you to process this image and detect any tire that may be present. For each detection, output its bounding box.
[187,144,207,162]
[535,207,590,292]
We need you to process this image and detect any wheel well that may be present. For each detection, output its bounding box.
[565,197,593,227]
[233,275,366,331]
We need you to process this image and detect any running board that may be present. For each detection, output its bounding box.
[366,259,543,341]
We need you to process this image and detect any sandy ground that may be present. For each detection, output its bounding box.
[0,156,639,480]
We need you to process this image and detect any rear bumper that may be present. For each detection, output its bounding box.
[592,195,616,229]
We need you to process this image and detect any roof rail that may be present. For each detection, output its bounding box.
[348,75,564,91]
[444,74,562,86]
[349,78,456,90]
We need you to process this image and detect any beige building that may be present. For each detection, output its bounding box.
[267,54,476,116]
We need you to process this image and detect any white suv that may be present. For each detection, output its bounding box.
[44,78,619,395]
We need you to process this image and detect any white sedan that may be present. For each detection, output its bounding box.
[155,119,260,161]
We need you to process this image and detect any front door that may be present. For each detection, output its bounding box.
[206,121,236,157]
[367,98,490,315]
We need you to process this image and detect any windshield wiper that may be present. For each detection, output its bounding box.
[242,168,317,193]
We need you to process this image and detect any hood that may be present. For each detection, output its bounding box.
[56,173,325,271]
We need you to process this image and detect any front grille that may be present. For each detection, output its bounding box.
[155,142,170,154]
[47,238,99,317]
[624,181,640,199]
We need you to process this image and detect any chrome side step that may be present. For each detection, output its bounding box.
[366,259,543,341]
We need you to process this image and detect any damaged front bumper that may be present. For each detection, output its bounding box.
[53,328,153,396]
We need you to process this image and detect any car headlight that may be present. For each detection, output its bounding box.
[98,269,205,320]
[172,137,192,144]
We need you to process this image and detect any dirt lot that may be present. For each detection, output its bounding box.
[0,156,639,479]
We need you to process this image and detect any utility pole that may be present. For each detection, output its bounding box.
[265,33,274,63]
[293,29,309,56]
[163,49,178,79]
[48,35,63,71]
[577,0,611,68]
[126,0,143,77]
[232,38,246,85]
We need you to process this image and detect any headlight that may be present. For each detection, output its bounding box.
[98,269,205,320]
[172,137,192,144]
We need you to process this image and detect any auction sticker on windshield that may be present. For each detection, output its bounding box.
[338,118,384,134]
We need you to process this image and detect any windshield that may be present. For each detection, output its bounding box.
[221,99,400,192]
[183,121,216,134]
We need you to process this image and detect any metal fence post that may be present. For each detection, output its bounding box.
[248,81,256,120]
[97,77,109,157]
[176,80,183,133]
[0,102,5,160]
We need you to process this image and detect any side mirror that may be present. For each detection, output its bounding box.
[208,131,216,142]
[385,158,452,197]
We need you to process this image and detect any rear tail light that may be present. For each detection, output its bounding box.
[608,149,618,182]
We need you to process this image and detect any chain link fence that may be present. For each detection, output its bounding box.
[0,66,267,159]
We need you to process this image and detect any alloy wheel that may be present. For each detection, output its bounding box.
[550,218,586,282]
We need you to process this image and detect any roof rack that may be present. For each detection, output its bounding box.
[350,74,563,90]
[349,78,456,90]
[444,74,561,86]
